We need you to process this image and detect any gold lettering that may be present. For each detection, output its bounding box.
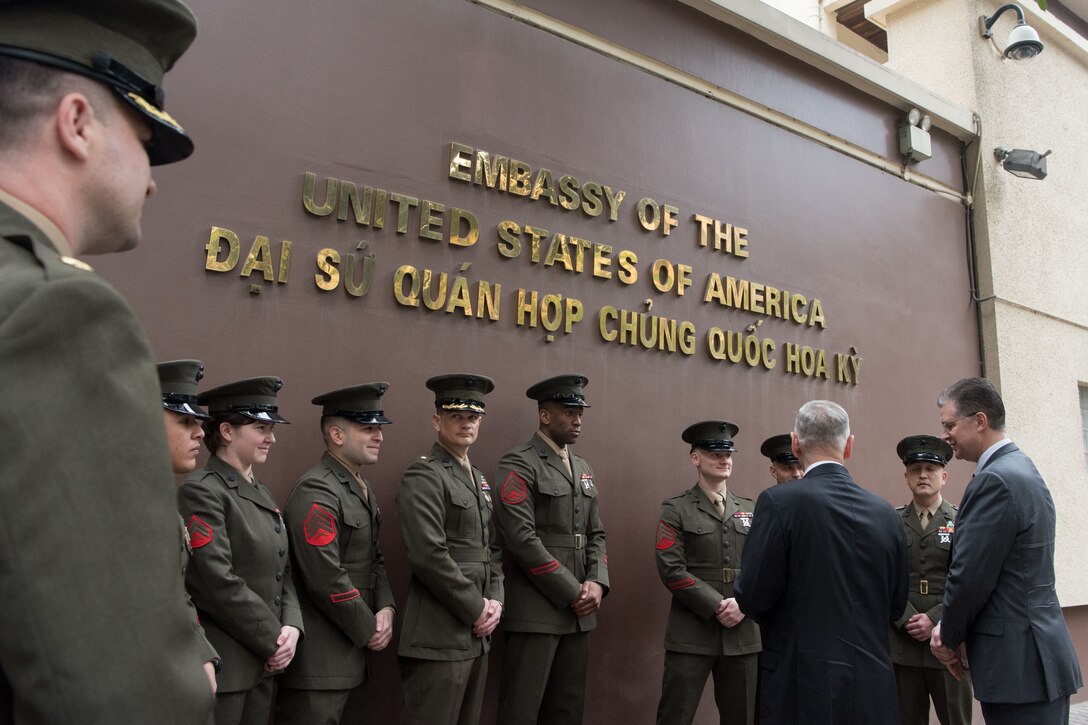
[205,227,240,272]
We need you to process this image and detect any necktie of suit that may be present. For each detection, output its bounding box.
[920,509,930,528]
[715,493,726,518]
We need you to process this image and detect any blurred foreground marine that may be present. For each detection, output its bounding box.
[655,421,761,725]
[0,1,214,722]
[889,435,971,725]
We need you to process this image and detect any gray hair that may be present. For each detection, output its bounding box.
[794,400,850,451]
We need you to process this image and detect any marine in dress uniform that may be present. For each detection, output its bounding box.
[277,383,397,725]
[759,434,804,484]
[890,435,972,725]
[0,3,214,722]
[177,377,304,725]
[157,360,222,694]
[397,374,504,725]
[655,421,761,725]
[494,375,609,725]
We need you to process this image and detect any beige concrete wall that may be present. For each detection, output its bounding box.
[882,0,1088,605]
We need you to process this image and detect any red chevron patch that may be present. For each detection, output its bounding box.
[501,471,527,504]
[187,516,212,548]
[655,521,676,550]
[304,503,336,546]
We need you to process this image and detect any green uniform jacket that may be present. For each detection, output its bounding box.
[655,486,762,656]
[890,499,957,668]
[178,456,305,692]
[0,200,215,723]
[397,443,504,661]
[495,433,609,634]
[179,514,220,666]
[280,452,396,689]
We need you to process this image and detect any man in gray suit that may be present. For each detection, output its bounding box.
[931,377,1082,724]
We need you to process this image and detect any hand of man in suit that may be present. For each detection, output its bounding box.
[905,613,935,642]
[571,581,604,616]
[367,606,395,651]
[930,622,967,681]
[716,597,746,628]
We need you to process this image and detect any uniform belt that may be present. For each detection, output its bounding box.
[352,572,378,589]
[688,566,741,583]
[909,575,945,595]
[538,533,586,550]
[447,548,491,563]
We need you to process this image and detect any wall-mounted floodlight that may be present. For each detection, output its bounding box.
[899,108,932,162]
[994,147,1051,179]
[979,3,1044,60]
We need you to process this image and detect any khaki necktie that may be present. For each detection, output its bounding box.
[557,447,573,478]
[714,493,726,518]
[919,509,930,529]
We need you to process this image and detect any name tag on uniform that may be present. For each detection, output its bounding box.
[733,511,753,528]
[580,473,594,493]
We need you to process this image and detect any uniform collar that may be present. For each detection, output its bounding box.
[0,187,73,256]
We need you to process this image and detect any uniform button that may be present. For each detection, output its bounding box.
[553,489,560,494]
[275,524,282,533]
[273,596,282,606]
[356,520,362,526]
[279,548,286,557]
[723,556,732,564]
[696,528,703,534]
[723,541,731,548]
[575,507,580,513]
[276,572,283,581]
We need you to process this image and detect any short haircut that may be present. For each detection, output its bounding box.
[937,377,1006,431]
[0,56,114,151]
[794,400,850,451]
[201,412,256,455]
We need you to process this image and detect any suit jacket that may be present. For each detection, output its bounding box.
[0,199,214,723]
[178,456,305,692]
[889,499,957,668]
[734,462,907,725]
[397,443,504,661]
[495,433,609,634]
[655,486,761,656]
[280,452,396,689]
[940,443,1082,703]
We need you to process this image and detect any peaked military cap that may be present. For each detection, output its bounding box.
[156,359,209,419]
[0,0,197,165]
[427,374,494,414]
[682,420,739,452]
[198,376,290,424]
[760,433,798,464]
[312,382,392,425]
[526,374,591,408]
[897,435,952,466]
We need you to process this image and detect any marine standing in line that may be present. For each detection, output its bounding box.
[178,376,304,725]
[759,434,804,484]
[495,375,609,725]
[889,435,972,725]
[397,374,504,725]
[0,1,215,720]
[655,421,761,725]
[277,383,397,725]
[157,360,222,696]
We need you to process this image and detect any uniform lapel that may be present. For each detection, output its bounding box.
[208,456,277,512]
[693,485,721,521]
[434,443,477,495]
[534,434,574,486]
[904,501,926,537]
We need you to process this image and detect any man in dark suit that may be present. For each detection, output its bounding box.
[931,377,1082,724]
[734,400,907,725]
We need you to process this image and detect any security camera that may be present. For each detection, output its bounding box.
[994,147,1051,180]
[979,3,1044,60]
